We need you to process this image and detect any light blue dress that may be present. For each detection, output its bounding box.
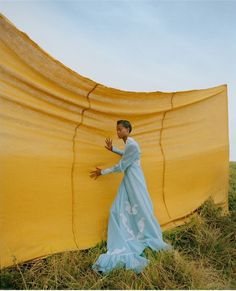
[92,136,172,274]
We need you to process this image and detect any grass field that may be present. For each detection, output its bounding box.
[1,162,235,289]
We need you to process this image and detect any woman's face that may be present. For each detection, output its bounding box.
[116,124,129,138]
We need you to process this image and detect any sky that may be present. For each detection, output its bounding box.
[0,0,235,160]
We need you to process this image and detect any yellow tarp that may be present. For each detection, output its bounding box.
[0,13,229,269]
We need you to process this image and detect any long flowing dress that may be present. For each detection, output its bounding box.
[92,136,172,274]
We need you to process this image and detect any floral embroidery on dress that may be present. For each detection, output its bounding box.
[120,212,136,240]
[125,201,138,215]
[137,217,145,240]
[120,209,146,242]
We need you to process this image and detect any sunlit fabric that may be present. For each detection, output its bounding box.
[0,13,229,270]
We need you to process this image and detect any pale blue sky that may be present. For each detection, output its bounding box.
[0,0,235,160]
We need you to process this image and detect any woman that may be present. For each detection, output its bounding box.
[89,120,172,274]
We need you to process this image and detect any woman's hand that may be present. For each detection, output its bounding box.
[89,167,102,180]
[105,137,113,151]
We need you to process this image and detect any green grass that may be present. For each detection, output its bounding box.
[1,162,236,289]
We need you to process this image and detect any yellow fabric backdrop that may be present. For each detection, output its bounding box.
[0,13,229,269]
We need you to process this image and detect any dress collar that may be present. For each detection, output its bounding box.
[125,136,132,144]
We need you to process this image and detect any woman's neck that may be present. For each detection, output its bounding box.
[123,136,129,144]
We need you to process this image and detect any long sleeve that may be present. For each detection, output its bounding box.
[101,143,139,175]
[112,146,124,156]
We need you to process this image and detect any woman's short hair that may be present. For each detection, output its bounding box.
[117,120,132,133]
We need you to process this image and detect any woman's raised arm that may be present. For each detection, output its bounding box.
[101,143,139,175]
[112,146,124,156]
